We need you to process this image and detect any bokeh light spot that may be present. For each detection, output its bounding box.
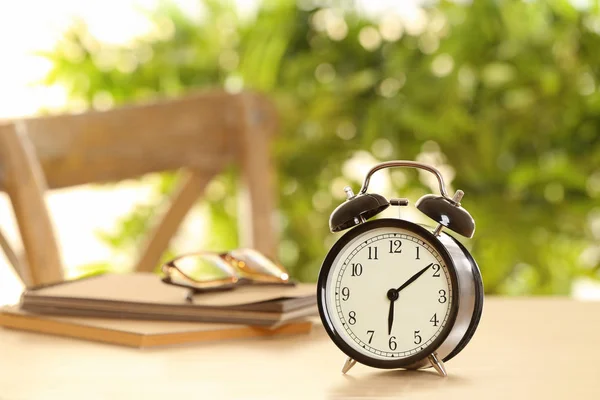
[326,16,348,41]
[371,138,394,159]
[336,120,356,140]
[300,120,322,139]
[359,26,382,51]
[428,10,448,36]
[137,44,154,63]
[312,190,332,212]
[206,179,227,201]
[61,41,86,63]
[93,49,118,72]
[578,72,596,96]
[219,50,239,71]
[279,239,299,267]
[418,33,439,54]
[92,91,114,111]
[588,209,600,239]
[482,63,516,87]
[421,140,441,153]
[431,53,454,77]
[379,14,403,42]
[315,63,336,84]
[282,179,298,196]
[587,171,600,197]
[116,52,138,73]
[224,75,244,93]
[458,65,476,89]
[391,170,407,187]
[312,8,348,41]
[378,77,404,98]
[503,88,534,109]
[311,9,328,31]
[330,177,350,199]
[402,7,428,36]
[154,16,175,41]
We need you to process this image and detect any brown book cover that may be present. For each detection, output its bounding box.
[20,273,317,326]
[0,306,313,348]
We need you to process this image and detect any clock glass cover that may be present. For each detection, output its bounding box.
[320,221,458,366]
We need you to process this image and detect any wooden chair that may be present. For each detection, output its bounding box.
[0,91,278,288]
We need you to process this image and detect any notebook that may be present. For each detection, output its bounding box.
[20,273,317,327]
[0,306,313,348]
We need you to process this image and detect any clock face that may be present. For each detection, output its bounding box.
[318,219,458,367]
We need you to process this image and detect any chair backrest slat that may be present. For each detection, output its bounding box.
[19,91,244,189]
[0,90,278,287]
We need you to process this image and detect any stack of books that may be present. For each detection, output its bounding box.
[0,273,317,347]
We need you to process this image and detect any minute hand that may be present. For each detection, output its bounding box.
[396,263,433,293]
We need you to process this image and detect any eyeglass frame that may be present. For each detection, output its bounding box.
[161,249,295,301]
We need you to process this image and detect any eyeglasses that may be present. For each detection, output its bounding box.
[161,249,294,295]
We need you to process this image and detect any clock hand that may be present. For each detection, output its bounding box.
[386,288,399,334]
[386,263,433,335]
[387,298,395,335]
[396,263,433,293]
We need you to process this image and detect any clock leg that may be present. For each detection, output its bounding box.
[428,352,447,377]
[341,357,357,374]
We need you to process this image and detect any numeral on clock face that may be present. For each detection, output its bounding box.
[348,311,357,325]
[388,336,397,350]
[351,263,363,277]
[341,287,350,301]
[413,330,422,345]
[438,289,447,303]
[430,313,439,326]
[368,246,378,260]
[367,330,374,344]
[389,240,402,253]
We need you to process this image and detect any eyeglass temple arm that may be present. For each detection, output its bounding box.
[358,160,450,199]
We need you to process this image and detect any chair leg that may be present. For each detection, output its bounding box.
[0,122,63,287]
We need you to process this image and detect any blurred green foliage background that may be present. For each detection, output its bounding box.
[44,0,600,295]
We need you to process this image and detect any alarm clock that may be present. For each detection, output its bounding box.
[317,161,484,377]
